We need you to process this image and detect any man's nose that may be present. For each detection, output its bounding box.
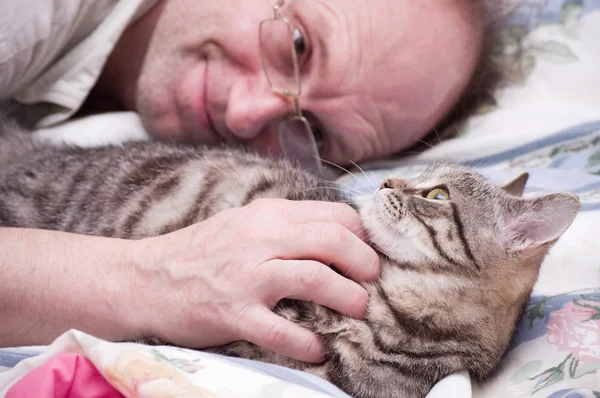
[225,77,292,140]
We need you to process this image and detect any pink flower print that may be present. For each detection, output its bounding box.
[547,301,600,363]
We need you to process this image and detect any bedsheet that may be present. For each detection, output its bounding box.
[1,0,599,397]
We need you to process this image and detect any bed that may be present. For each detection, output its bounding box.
[1,1,599,396]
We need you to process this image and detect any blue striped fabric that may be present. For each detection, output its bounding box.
[0,348,38,369]
[340,121,600,212]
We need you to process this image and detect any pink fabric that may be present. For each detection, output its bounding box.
[547,300,600,363]
[6,353,125,398]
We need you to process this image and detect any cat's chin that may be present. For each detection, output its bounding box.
[360,193,430,264]
[360,195,401,255]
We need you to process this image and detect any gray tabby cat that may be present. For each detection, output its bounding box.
[0,124,579,398]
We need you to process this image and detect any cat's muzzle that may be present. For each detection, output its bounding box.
[382,192,404,220]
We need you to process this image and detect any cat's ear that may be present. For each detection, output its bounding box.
[504,193,580,251]
[501,172,529,196]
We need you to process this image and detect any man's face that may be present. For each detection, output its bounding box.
[133,0,481,165]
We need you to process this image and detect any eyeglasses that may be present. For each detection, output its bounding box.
[259,0,325,176]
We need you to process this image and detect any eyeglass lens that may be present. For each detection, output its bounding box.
[279,118,322,172]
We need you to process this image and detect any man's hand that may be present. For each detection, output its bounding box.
[132,199,380,363]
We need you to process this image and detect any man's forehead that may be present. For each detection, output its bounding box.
[304,0,472,92]
[290,0,481,162]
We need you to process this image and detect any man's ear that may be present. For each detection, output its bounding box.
[501,172,529,197]
[503,192,580,252]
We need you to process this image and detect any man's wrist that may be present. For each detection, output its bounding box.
[89,237,152,342]
[115,236,164,341]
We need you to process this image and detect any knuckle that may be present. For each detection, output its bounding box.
[332,203,358,224]
[245,198,284,227]
[214,206,242,225]
[266,322,288,349]
[298,262,325,291]
[324,223,349,248]
[226,221,270,246]
[223,219,252,243]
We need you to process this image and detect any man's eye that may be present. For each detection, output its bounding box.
[292,28,306,56]
[311,126,324,148]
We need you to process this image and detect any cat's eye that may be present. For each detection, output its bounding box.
[426,188,450,201]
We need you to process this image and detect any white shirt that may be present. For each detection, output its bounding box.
[0,0,158,127]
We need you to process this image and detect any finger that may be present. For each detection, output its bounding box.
[264,260,369,319]
[276,222,380,281]
[239,307,325,363]
[255,199,370,242]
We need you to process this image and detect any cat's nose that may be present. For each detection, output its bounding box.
[379,178,406,190]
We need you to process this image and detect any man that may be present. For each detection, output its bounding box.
[0,0,493,361]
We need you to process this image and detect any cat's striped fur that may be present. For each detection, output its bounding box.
[0,124,579,398]
[0,140,338,238]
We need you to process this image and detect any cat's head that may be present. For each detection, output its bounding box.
[361,164,579,274]
[359,163,579,376]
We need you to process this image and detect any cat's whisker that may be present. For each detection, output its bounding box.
[313,155,374,194]
[474,157,487,169]
[452,123,465,139]
[289,187,365,206]
[349,160,377,189]
[336,199,363,205]
[433,127,443,146]
[455,155,466,166]
[312,155,360,183]
[319,178,369,194]
[365,220,392,244]
[417,139,435,150]
[338,212,393,278]
[460,155,487,170]
[293,186,355,196]
[362,217,395,261]
[401,150,427,157]
[323,180,369,198]
[354,223,376,238]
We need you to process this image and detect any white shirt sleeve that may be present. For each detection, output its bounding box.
[0,0,157,127]
[0,0,117,99]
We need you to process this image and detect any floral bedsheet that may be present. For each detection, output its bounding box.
[0,0,599,397]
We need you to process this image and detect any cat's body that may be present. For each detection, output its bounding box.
[0,139,337,238]
[0,125,580,398]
